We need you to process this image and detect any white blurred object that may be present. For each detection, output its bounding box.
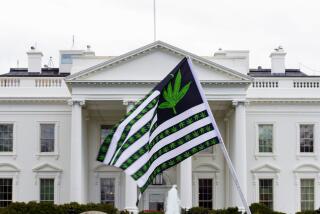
[165,185,181,214]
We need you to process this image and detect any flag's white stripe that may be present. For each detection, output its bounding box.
[123,105,157,144]
[110,105,157,165]
[136,130,218,187]
[104,91,160,164]
[125,117,211,175]
[114,132,149,167]
[150,114,158,131]
[149,103,206,142]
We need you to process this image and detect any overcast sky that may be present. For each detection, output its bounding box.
[0,0,320,74]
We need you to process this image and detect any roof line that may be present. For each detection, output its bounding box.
[65,40,252,82]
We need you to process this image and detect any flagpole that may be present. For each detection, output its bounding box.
[186,57,252,214]
[153,0,156,41]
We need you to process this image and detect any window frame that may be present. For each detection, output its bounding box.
[36,121,59,159]
[39,178,55,203]
[258,178,274,209]
[255,122,276,159]
[294,165,320,212]
[296,122,318,159]
[193,173,217,209]
[251,165,280,211]
[0,122,17,158]
[300,178,315,211]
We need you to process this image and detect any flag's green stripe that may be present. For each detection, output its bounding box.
[131,123,214,180]
[139,136,220,193]
[149,110,208,151]
[111,97,158,160]
[111,120,152,165]
[120,143,149,170]
[97,126,117,162]
[96,91,155,162]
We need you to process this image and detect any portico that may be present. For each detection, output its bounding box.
[65,41,251,211]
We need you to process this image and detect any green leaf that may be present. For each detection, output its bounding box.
[158,71,192,114]
[177,82,191,103]
[173,71,182,96]
[158,101,174,109]
[167,82,173,98]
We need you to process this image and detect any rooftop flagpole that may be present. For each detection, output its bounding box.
[153,0,156,41]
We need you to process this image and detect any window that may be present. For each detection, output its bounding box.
[301,179,315,211]
[100,125,112,145]
[0,178,12,207]
[149,193,165,211]
[40,124,55,153]
[100,178,115,205]
[61,54,72,64]
[0,124,13,152]
[198,179,213,209]
[152,173,164,185]
[40,179,54,203]
[259,179,273,209]
[300,124,314,153]
[258,124,273,153]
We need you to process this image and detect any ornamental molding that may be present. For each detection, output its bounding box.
[0,98,69,104]
[32,163,62,173]
[65,40,252,82]
[248,98,320,104]
[67,80,251,86]
[67,99,85,106]
[0,163,20,172]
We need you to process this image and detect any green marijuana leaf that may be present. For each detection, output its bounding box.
[158,70,191,114]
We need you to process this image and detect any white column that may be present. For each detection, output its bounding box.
[123,100,139,213]
[69,100,87,203]
[231,100,247,211]
[179,157,193,209]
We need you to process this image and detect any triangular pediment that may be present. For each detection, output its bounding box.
[32,163,62,173]
[0,163,20,172]
[66,41,251,83]
[251,164,280,173]
[194,163,220,172]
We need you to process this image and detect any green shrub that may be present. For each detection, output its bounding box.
[249,203,285,214]
[188,207,210,214]
[0,202,118,214]
[210,207,240,214]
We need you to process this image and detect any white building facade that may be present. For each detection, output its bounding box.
[0,41,319,213]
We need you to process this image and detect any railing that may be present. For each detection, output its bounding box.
[293,81,320,88]
[252,80,279,88]
[35,78,62,87]
[0,78,20,87]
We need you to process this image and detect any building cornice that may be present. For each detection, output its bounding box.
[67,80,251,86]
[248,98,320,104]
[0,97,69,104]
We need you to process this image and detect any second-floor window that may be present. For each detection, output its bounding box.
[258,124,273,153]
[300,124,314,153]
[40,124,55,153]
[0,124,13,152]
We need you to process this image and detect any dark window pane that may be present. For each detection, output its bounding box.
[40,179,54,203]
[198,179,213,209]
[40,124,55,152]
[259,179,273,209]
[0,178,13,207]
[300,125,314,153]
[0,124,13,152]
